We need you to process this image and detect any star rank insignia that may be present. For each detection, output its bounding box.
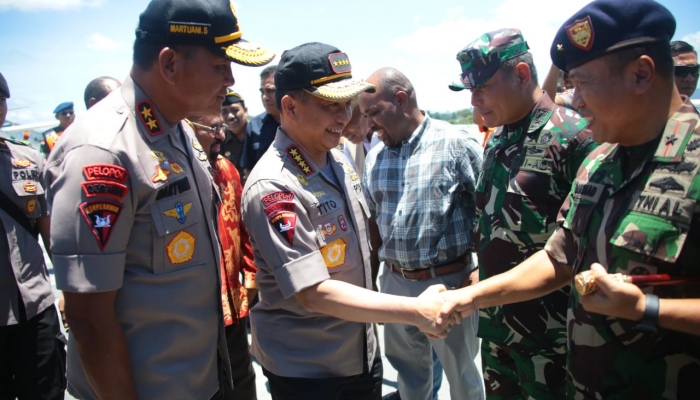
[328,52,352,74]
[137,100,163,136]
[665,135,678,146]
[286,146,315,176]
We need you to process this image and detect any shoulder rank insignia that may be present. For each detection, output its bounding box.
[656,119,692,160]
[13,159,31,168]
[137,100,163,136]
[163,202,193,224]
[286,145,315,176]
[79,201,123,251]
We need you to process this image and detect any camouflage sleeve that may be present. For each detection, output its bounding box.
[545,190,577,267]
[562,130,597,184]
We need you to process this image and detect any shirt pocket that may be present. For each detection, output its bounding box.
[11,179,44,219]
[149,190,203,274]
[313,206,357,275]
[504,169,551,233]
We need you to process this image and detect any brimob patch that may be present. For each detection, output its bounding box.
[261,191,295,207]
[79,201,123,251]
[286,146,315,176]
[83,164,129,183]
[81,180,129,201]
[13,159,31,168]
[269,211,297,246]
[566,16,594,51]
[167,230,196,264]
[137,100,163,136]
[23,182,37,193]
[163,202,193,224]
[263,201,295,217]
[26,198,36,213]
[320,238,346,268]
[328,52,352,74]
[338,215,348,231]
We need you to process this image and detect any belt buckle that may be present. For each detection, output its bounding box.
[400,267,419,282]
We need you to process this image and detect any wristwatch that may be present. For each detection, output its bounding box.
[636,293,659,333]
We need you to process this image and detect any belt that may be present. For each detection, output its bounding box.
[388,253,472,282]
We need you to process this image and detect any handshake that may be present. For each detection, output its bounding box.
[413,284,477,338]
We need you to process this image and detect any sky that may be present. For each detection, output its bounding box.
[1,0,699,127]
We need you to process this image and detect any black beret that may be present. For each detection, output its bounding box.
[0,72,9,98]
[551,0,675,72]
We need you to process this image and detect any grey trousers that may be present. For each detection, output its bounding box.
[379,262,484,400]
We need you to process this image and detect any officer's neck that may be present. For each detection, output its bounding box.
[131,68,189,125]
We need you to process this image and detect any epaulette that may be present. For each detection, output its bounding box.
[0,136,31,147]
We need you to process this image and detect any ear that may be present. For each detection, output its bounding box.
[280,95,295,120]
[514,62,532,88]
[628,55,654,94]
[88,98,97,108]
[158,47,179,85]
[395,91,409,109]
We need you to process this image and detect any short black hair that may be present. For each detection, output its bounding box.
[132,39,197,70]
[670,40,697,57]
[84,77,119,108]
[275,89,306,112]
[502,52,538,84]
[606,42,673,79]
[260,64,277,81]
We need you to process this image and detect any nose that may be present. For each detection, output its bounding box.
[224,64,235,87]
[572,89,585,113]
[470,91,482,107]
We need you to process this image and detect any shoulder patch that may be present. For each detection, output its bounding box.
[261,191,294,207]
[286,146,315,176]
[263,201,295,217]
[83,164,129,184]
[137,100,163,136]
[269,211,296,246]
[81,180,129,201]
[79,201,123,251]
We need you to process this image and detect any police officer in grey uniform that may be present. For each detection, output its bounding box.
[241,42,459,400]
[0,73,66,399]
[43,1,274,399]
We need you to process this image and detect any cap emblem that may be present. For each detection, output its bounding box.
[328,53,351,74]
[566,16,595,51]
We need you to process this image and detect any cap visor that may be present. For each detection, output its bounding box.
[448,82,466,92]
[217,39,275,66]
[307,79,376,102]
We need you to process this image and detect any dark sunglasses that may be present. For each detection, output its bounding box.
[59,110,74,116]
[674,64,699,77]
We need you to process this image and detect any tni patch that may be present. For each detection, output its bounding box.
[79,201,123,251]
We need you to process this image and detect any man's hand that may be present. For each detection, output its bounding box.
[459,267,479,288]
[437,286,478,325]
[58,292,69,330]
[579,263,646,321]
[414,284,460,338]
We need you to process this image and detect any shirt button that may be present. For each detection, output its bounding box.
[116,107,124,114]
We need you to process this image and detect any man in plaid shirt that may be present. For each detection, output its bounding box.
[360,67,485,400]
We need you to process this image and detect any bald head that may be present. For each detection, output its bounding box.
[367,68,418,108]
[84,77,121,109]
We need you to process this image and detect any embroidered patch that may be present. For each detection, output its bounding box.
[13,159,31,168]
[648,177,685,194]
[631,191,694,224]
[263,201,295,217]
[317,199,338,215]
[26,198,36,213]
[328,52,351,74]
[83,164,129,183]
[166,231,196,264]
[81,180,129,201]
[170,162,184,174]
[566,16,595,51]
[23,182,37,193]
[538,132,554,144]
[163,202,193,224]
[151,165,170,183]
[321,222,337,236]
[286,146,315,176]
[338,215,348,231]
[79,201,123,251]
[573,182,604,203]
[687,138,700,152]
[655,120,691,160]
[156,177,191,200]
[320,238,346,268]
[137,100,163,136]
[269,211,297,246]
[261,191,295,207]
[12,169,39,181]
[656,161,697,174]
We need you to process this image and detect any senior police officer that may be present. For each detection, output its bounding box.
[0,73,66,399]
[449,29,596,399]
[439,0,700,398]
[241,42,457,400]
[43,0,274,399]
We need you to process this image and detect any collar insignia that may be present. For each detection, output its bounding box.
[137,100,163,136]
[286,146,315,176]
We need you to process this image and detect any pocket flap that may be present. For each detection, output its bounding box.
[150,191,199,236]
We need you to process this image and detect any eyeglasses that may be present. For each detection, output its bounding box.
[188,120,224,133]
[59,110,74,116]
[674,64,699,78]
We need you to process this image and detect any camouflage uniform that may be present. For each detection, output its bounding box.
[545,98,700,399]
[476,94,596,399]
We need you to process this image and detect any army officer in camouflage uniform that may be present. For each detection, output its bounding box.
[440,0,700,398]
[44,0,274,398]
[449,29,596,399]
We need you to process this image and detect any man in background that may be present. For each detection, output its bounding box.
[84,77,121,109]
[189,114,258,400]
[671,40,698,99]
[220,89,248,179]
[240,65,280,180]
[42,101,74,156]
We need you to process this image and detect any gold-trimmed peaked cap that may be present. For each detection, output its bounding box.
[275,42,375,102]
[136,0,274,66]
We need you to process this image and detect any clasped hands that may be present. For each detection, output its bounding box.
[415,284,477,339]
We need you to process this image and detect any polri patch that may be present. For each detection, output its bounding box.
[167,230,196,264]
[13,159,31,168]
[81,180,129,201]
[269,211,297,246]
[328,52,351,74]
[320,238,346,268]
[137,100,163,136]
[321,222,337,236]
[163,202,193,224]
[566,16,594,51]
[264,201,295,217]
[23,182,37,193]
[79,201,123,251]
[83,164,129,183]
[261,191,295,207]
[286,146,315,176]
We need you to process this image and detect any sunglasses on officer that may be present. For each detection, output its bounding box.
[188,120,225,133]
[674,64,699,78]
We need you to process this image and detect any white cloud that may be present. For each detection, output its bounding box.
[0,0,104,12]
[681,31,700,50]
[86,33,122,51]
